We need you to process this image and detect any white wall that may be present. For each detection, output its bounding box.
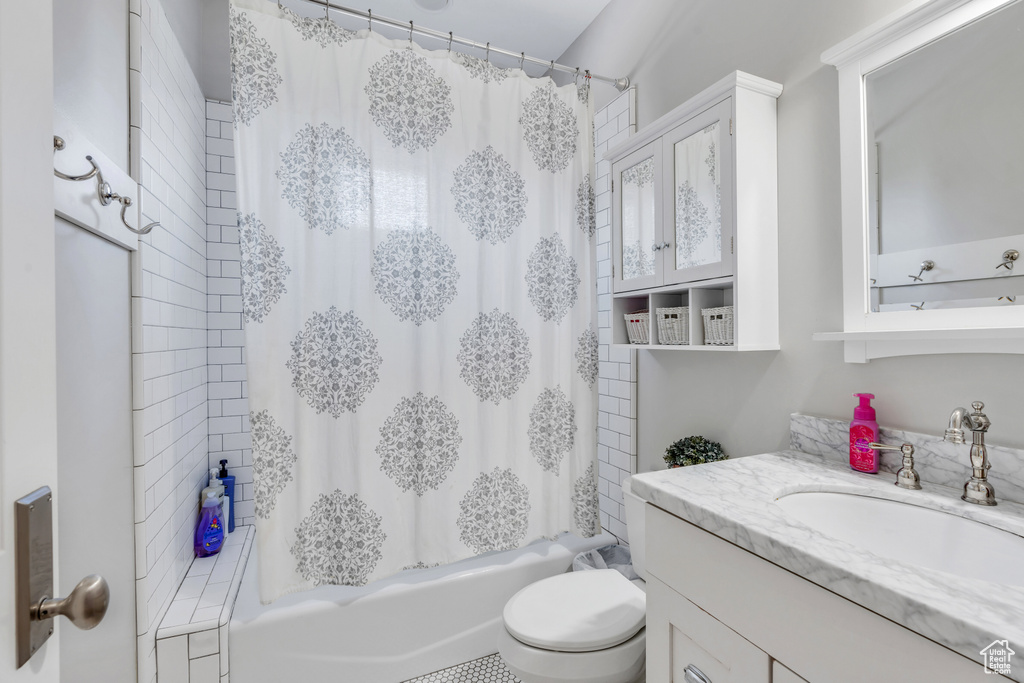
[131,1,210,680]
[54,0,130,170]
[559,0,1024,475]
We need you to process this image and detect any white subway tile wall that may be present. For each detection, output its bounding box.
[594,89,638,542]
[130,1,210,681]
[206,99,256,528]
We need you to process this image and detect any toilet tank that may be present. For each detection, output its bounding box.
[621,476,647,580]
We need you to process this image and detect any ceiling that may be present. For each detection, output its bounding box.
[165,0,612,101]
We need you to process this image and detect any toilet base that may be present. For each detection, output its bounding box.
[497,626,646,683]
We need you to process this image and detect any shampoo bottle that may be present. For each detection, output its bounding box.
[218,459,236,533]
[850,393,879,473]
[194,491,224,557]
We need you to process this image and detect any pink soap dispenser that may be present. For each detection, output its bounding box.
[850,393,879,473]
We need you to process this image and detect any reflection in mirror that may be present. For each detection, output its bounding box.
[620,157,657,280]
[865,0,1024,312]
[674,122,722,270]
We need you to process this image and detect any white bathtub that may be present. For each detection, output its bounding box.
[230,531,616,683]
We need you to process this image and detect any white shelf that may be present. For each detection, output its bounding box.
[812,327,1024,363]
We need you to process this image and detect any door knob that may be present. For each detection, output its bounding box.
[33,574,109,630]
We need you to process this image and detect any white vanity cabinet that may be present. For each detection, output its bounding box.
[644,504,1012,683]
[608,71,781,351]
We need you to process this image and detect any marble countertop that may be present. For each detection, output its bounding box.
[630,450,1024,669]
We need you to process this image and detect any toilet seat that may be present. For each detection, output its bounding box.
[503,569,646,653]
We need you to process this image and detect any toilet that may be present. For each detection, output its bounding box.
[498,477,648,683]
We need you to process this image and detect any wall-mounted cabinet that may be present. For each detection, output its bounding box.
[607,71,781,351]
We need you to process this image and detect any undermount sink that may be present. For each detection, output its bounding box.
[776,491,1024,587]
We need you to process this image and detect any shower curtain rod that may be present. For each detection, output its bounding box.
[289,0,630,91]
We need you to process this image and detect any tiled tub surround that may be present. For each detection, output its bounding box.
[790,413,1024,505]
[157,526,254,683]
[629,435,1024,672]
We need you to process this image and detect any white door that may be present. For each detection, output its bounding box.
[0,0,61,681]
[55,217,136,682]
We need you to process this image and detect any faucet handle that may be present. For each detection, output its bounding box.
[868,442,922,491]
[970,401,991,432]
[867,442,909,454]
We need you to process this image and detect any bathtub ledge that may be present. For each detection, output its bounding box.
[156,525,255,683]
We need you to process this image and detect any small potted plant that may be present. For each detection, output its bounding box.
[663,435,728,468]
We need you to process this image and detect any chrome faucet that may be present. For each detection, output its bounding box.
[943,402,996,506]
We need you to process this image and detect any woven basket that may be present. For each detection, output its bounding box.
[656,307,689,345]
[701,305,734,345]
[623,310,650,344]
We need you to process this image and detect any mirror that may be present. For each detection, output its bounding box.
[864,0,1024,312]
[821,0,1024,360]
[673,122,722,271]
[620,156,657,281]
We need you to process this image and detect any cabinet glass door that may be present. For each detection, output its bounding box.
[613,141,662,292]
[664,98,734,284]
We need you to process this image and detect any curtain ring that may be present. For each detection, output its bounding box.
[448,31,453,52]
[574,67,580,84]
[485,43,490,63]
[324,1,329,19]
[520,52,525,70]
[367,9,372,31]
[550,59,555,74]
[409,20,414,44]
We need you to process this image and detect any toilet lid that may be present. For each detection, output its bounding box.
[503,569,646,653]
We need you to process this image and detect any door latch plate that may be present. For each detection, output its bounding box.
[16,486,54,668]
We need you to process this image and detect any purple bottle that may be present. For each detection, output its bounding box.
[195,491,224,557]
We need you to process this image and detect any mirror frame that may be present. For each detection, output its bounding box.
[819,0,1024,362]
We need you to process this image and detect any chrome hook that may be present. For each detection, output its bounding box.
[53,137,100,182]
[997,249,1019,271]
[911,302,925,310]
[909,259,935,282]
[116,196,159,236]
[999,295,1017,303]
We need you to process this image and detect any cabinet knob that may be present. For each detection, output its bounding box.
[684,664,713,683]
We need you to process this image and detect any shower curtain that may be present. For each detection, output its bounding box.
[229,0,599,603]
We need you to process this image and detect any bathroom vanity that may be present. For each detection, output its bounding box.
[631,449,1024,682]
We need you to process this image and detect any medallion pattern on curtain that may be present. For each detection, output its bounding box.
[229,0,598,603]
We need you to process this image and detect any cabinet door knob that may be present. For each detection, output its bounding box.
[684,664,713,683]
[651,243,661,252]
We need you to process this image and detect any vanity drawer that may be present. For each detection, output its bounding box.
[646,574,769,683]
